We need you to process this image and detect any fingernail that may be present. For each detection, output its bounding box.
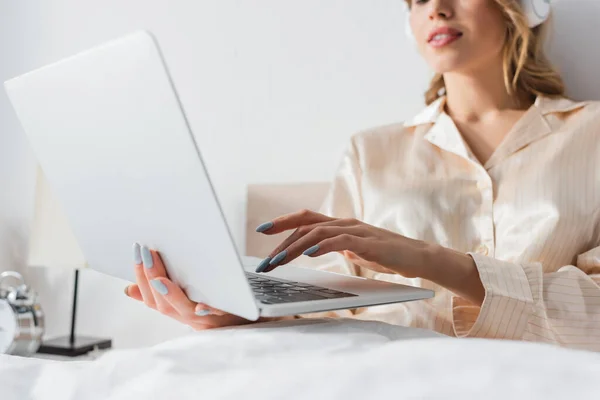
[303,245,320,256]
[150,279,168,295]
[195,309,211,317]
[255,221,274,233]
[124,286,130,297]
[255,257,272,273]
[269,250,287,266]
[133,243,142,264]
[141,245,153,269]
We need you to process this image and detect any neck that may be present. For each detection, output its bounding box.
[443,62,531,122]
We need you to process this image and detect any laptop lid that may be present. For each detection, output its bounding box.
[4,31,260,321]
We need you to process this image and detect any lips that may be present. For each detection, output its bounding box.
[427,26,463,48]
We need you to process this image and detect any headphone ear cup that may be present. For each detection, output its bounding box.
[520,0,551,28]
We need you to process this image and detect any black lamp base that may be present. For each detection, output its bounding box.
[37,336,112,357]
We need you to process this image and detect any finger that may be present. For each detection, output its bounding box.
[266,218,361,260]
[134,243,157,308]
[194,303,228,317]
[255,218,362,273]
[150,277,197,317]
[141,246,169,280]
[255,209,335,235]
[143,248,181,316]
[187,313,248,331]
[264,226,368,272]
[301,234,367,260]
[124,284,143,301]
[157,278,228,322]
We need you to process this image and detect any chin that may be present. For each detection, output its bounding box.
[426,55,470,75]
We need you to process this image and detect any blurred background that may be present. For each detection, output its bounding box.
[0,0,598,349]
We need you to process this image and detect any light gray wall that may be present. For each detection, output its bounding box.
[546,1,600,101]
[0,3,39,276]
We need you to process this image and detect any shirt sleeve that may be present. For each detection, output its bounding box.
[451,246,600,349]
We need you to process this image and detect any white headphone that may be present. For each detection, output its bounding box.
[405,0,552,43]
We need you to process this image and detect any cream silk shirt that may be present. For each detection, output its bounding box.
[304,95,600,351]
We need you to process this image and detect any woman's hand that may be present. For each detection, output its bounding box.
[254,210,433,278]
[255,209,485,305]
[124,243,256,330]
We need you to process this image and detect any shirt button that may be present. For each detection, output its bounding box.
[475,244,489,255]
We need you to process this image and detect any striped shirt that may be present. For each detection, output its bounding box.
[303,95,600,351]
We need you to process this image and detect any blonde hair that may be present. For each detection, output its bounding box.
[405,0,566,106]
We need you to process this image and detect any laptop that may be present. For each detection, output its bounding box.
[4,31,434,321]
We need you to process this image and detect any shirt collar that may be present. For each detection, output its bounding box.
[403,96,447,128]
[404,96,478,163]
[486,95,588,168]
[535,95,590,116]
[403,94,589,169]
[403,95,588,128]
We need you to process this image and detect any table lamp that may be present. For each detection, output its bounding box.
[27,165,112,357]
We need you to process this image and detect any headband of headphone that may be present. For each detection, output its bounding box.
[405,0,552,42]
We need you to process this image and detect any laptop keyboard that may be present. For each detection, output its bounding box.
[245,272,357,304]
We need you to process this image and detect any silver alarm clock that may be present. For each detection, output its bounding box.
[0,271,45,356]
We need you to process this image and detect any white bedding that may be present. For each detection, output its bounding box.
[2,318,600,400]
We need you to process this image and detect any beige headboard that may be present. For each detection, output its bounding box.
[245,182,331,258]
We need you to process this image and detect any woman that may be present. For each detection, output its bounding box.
[124,0,600,351]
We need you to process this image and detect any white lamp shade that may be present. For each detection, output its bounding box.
[27,166,87,269]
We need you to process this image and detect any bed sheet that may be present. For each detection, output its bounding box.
[2,318,599,400]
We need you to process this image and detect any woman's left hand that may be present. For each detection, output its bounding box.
[254,209,434,279]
